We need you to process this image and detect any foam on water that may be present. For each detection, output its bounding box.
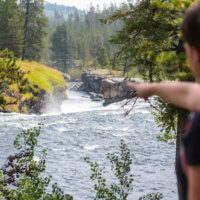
[83,144,100,150]
[61,90,120,114]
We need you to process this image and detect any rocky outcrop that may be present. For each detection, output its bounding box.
[71,70,144,105]
[81,71,103,93]
[18,85,67,114]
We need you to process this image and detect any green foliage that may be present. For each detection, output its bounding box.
[50,23,74,72]
[105,0,196,142]
[85,139,162,200]
[85,139,133,200]
[97,47,108,66]
[0,0,47,61]
[0,123,73,200]
[0,49,28,108]
[21,0,48,61]
[139,193,163,200]
[107,140,133,200]
[44,4,123,72]
[0,0,23,57]
[151,98,178,144]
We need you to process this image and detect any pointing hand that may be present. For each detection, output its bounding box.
[127,82,153,100]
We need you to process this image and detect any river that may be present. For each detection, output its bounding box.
[0,89,177,199]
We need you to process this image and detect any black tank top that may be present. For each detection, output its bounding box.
[176,112,200,200]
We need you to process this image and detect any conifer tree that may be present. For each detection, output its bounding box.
[0,0,23,57]
[97,46,107,66]
[50,23,74,72]
[44,4,121,68]
[21,0,47,61]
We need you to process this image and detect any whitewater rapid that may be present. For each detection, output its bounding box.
[0,89,177,199]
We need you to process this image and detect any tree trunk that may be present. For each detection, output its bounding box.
[149,64,153,82]
[144,55,153,82]
[113,47,117,70]
[22,0,30,61]
[113,53,116,70]
[176,109,190,200]
[123,60,127,77]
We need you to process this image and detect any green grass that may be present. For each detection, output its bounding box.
[3,61,67,113]
[17,60,66,94]
[68,68,83,80]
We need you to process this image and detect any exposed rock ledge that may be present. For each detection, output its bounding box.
[1,84,67,114]
[1,61,69,114]
[70,70,144,105]
[19,85,67,114]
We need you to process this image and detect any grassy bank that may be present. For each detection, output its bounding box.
[5,61,67,113]
[18,61,66,94]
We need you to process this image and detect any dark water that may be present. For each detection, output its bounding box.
[0,90,177,199]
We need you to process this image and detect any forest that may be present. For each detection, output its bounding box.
[43,2,123,75]
[0,0,198,199]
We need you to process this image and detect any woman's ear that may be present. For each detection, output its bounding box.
[189,46,200,64]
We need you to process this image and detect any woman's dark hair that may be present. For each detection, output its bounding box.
[181,3,200,50]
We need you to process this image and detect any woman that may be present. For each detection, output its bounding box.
[127,3,200,200]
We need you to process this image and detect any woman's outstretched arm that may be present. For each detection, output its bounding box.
[127,82,200,111]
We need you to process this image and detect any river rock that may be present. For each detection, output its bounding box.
[78,70,143,104]
[81,70,103,93]
[101,78,130,99]
[89,92,104,101]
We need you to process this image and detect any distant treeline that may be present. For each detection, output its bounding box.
[43,3,124,72]
[0,0,124,73]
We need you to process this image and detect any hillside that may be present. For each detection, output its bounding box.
[3,61,67,114]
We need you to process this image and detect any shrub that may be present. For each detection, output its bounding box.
[0,123,73,200]
[85,139,163,200]
[0,49,28,108]
[85,140,134,200]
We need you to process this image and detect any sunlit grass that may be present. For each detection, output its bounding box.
[17,60,66,93]
[4,61,66,113]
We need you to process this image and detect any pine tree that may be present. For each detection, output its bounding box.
[97,46,107,66]
[50,23,74,72]
[21,0,48,61]
[0,0,23,57]
[43,3,121,68]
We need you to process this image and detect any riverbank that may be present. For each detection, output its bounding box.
[1,61,67,114]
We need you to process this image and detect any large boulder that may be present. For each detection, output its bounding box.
[81,70,103,93]
[72,70,144,105]
[101,78,131,99]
